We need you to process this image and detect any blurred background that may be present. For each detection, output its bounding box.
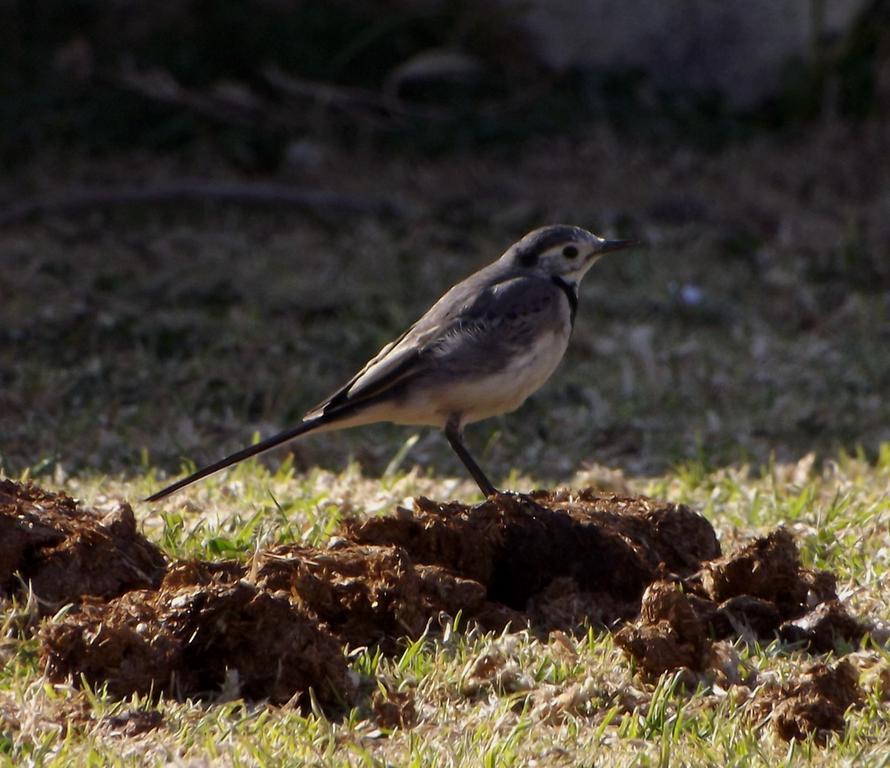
[1,0,889,488]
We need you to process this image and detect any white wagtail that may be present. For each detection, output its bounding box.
[146,225,636,501]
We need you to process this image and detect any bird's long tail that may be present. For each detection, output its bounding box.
[144,416,326,502]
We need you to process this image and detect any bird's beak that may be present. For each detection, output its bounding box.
[598,238,639,254]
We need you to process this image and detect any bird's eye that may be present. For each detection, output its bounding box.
[562,245,578,259]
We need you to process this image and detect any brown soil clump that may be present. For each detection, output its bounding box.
[40,563,350,706]
[256,542,489,648]
[611,525,872,742]
[778,599,868,652]
[755,660,864,744]
[700,528,837,617]
[27,483,872,728]
[346,491,719,623]
[617,528,865,677]
[615,581,711,679]
[0,480,165,607]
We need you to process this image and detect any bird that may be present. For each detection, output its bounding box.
[145,225,637,502]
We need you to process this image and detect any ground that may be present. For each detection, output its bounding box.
[0,118,889,765]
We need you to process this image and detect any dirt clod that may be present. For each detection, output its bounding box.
[614,528,865,684]
[348,491,718,624]
[701,528,802,604]
[40,570,350,706]
[615,581,711,678]
[698,529,840,622]
[256,543,486,648]
[778,600,868,652]
[691,528,861,653]
[0,480,166,607]
[757,660,864,744]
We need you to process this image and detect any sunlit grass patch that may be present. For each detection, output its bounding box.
[0,450,887,766]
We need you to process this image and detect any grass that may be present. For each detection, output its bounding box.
[0,451,888,767]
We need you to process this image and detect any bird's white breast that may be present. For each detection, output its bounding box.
[440,326,571,425]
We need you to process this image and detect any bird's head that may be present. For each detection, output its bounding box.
[504,225,637,284]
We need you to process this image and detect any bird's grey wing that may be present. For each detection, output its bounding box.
[423,276,566,373]
[306,268,557,418]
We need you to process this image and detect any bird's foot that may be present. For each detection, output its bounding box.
[482,488,550,514]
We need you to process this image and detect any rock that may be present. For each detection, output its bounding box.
[514,0,869,108]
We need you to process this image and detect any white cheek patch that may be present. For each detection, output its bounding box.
[576,252,603,275]
[563,261,596,282]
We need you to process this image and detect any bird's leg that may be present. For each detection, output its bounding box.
[444,418,499,497]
